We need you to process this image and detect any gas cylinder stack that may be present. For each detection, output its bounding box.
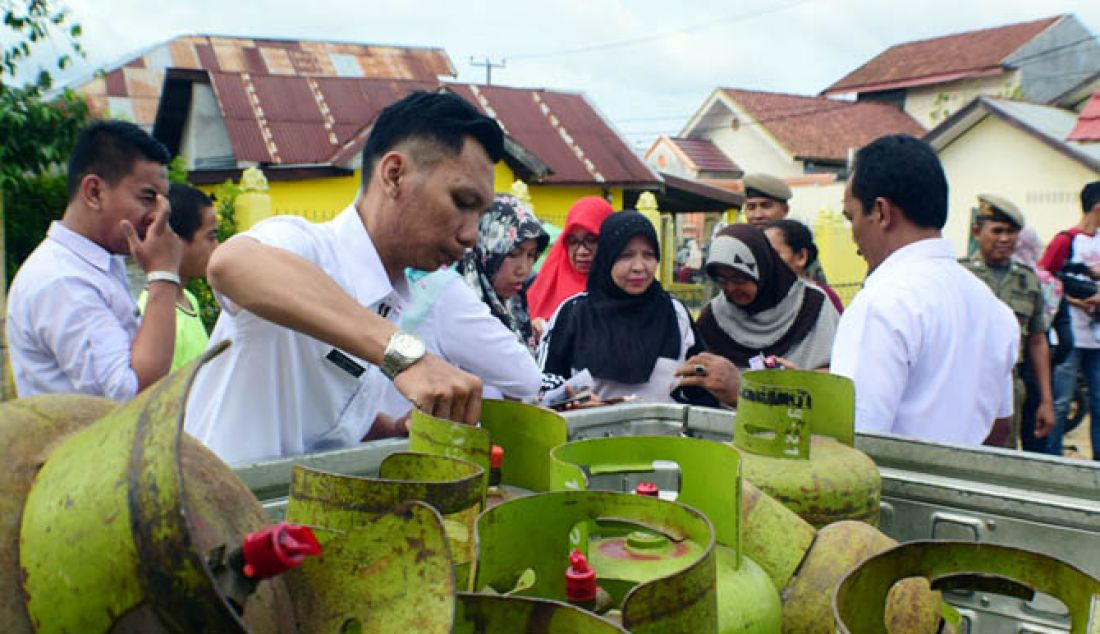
[3,353,1099,632]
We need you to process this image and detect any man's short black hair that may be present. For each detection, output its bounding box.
[360,90,504,186]
[851,134,948,230]
[167,184,213,241]
[1082,181,1100,214]
[66,120,171,202]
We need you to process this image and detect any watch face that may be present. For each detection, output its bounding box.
[394,332,426,359]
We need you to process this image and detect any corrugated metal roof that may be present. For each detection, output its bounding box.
[206,72,435,166]
[668,137,741,173]
[1067,92,1100,142]
[74,34,456,127]
[824,16,1061,95]
[720,88,926,161]
[165,71,656,187]
[448,83,656,186]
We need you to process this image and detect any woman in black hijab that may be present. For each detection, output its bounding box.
[697,224,839,369]
[537,211,711,404]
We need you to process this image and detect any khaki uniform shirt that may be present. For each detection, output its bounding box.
[960,256,1044,365]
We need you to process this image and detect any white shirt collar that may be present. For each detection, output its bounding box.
[865,237,954,291]
[331,204,410,307]
[47,221,119,273]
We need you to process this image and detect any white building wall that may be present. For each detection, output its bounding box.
[937,115,1098,255]
[903,72,1021,130]
[691,101,804,178]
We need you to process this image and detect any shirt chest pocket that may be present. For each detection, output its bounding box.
[321,347,370,411]
[1007,289,1037,328]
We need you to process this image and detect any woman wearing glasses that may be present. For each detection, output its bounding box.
[538,211,716,405]
[697,224,839,370]
[527,196,614,328]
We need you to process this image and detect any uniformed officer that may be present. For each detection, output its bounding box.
[961,194,1054,448]
[734,173,827,285]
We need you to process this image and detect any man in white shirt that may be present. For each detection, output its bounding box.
[184,91,503,463]
[830,134,1019,445]
[7,120,184,400]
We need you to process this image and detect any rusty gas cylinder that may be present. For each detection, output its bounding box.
[733,369,880,528]
[16,356,299,633]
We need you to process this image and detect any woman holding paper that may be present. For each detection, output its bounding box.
[537,211,712,405]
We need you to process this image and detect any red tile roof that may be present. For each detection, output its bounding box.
[668,137,741,173]
[719,88,926,161]
[74,34,455,126]
[1067,91,1100,142]
[823,16,1062,95]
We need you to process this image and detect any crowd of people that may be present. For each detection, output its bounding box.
[7,90,1100,465]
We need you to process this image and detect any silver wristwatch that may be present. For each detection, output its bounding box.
[380,330,427,380]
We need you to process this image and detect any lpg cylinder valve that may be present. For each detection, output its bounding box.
[565,549,613,615]
[209,522,322,614]
[487,445,504,495]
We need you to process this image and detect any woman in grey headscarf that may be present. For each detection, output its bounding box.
[696,224,839,369]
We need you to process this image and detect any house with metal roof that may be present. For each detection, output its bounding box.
[925,95,1100,254]
[68,34,457,128]
[151,65,676,227]
[822,15,1100,130]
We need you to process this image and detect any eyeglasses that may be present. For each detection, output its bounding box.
[710,273,755,287]
[565,235,598,251]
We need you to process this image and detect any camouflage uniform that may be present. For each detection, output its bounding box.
[960,255,1044,447]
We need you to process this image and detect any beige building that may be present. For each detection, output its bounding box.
[926,96,1100,255]
[670,87,924,223]
[822,15,1100,131]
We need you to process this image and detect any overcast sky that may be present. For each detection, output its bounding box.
[26,0,1100,151]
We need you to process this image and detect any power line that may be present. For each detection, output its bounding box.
[504,0,819,62]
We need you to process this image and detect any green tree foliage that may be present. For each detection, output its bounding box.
[2,1,88,283]
[188,179,241,331]
[2,171,66,283]
[2,0,83,91]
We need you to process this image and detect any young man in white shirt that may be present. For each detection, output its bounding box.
[184,91,503,463]
[7,120,184,400]
[830,134,1019,446]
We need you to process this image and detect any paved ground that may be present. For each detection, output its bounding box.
[1062,417,1094,460]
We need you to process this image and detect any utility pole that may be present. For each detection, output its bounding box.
[470,57,506,86]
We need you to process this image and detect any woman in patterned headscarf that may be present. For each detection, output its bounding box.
[456,194,550,354]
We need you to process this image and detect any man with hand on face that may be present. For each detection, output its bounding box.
[7,120,183,400]
[184,91,503,464]
[960,195,1053,449]
[830,134,1019,446]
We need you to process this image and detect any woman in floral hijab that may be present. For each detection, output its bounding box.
[457,194,549,353]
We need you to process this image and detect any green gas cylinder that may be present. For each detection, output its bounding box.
[733,369,880,527]
[551,435,782,633]
[781,521,941,634]
[474,490,720,634]
[835,541,1100,634]
[0,394,118,632]
[14,354,298,633]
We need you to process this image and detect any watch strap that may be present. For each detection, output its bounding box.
[147,270,181,286]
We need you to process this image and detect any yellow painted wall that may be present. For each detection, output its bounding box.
[493,162,623,227]
[266,172,361,223]
[207,163,622,231]
[938,115,1098,255]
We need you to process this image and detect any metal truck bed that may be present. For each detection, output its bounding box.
[232,403,1100,632]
